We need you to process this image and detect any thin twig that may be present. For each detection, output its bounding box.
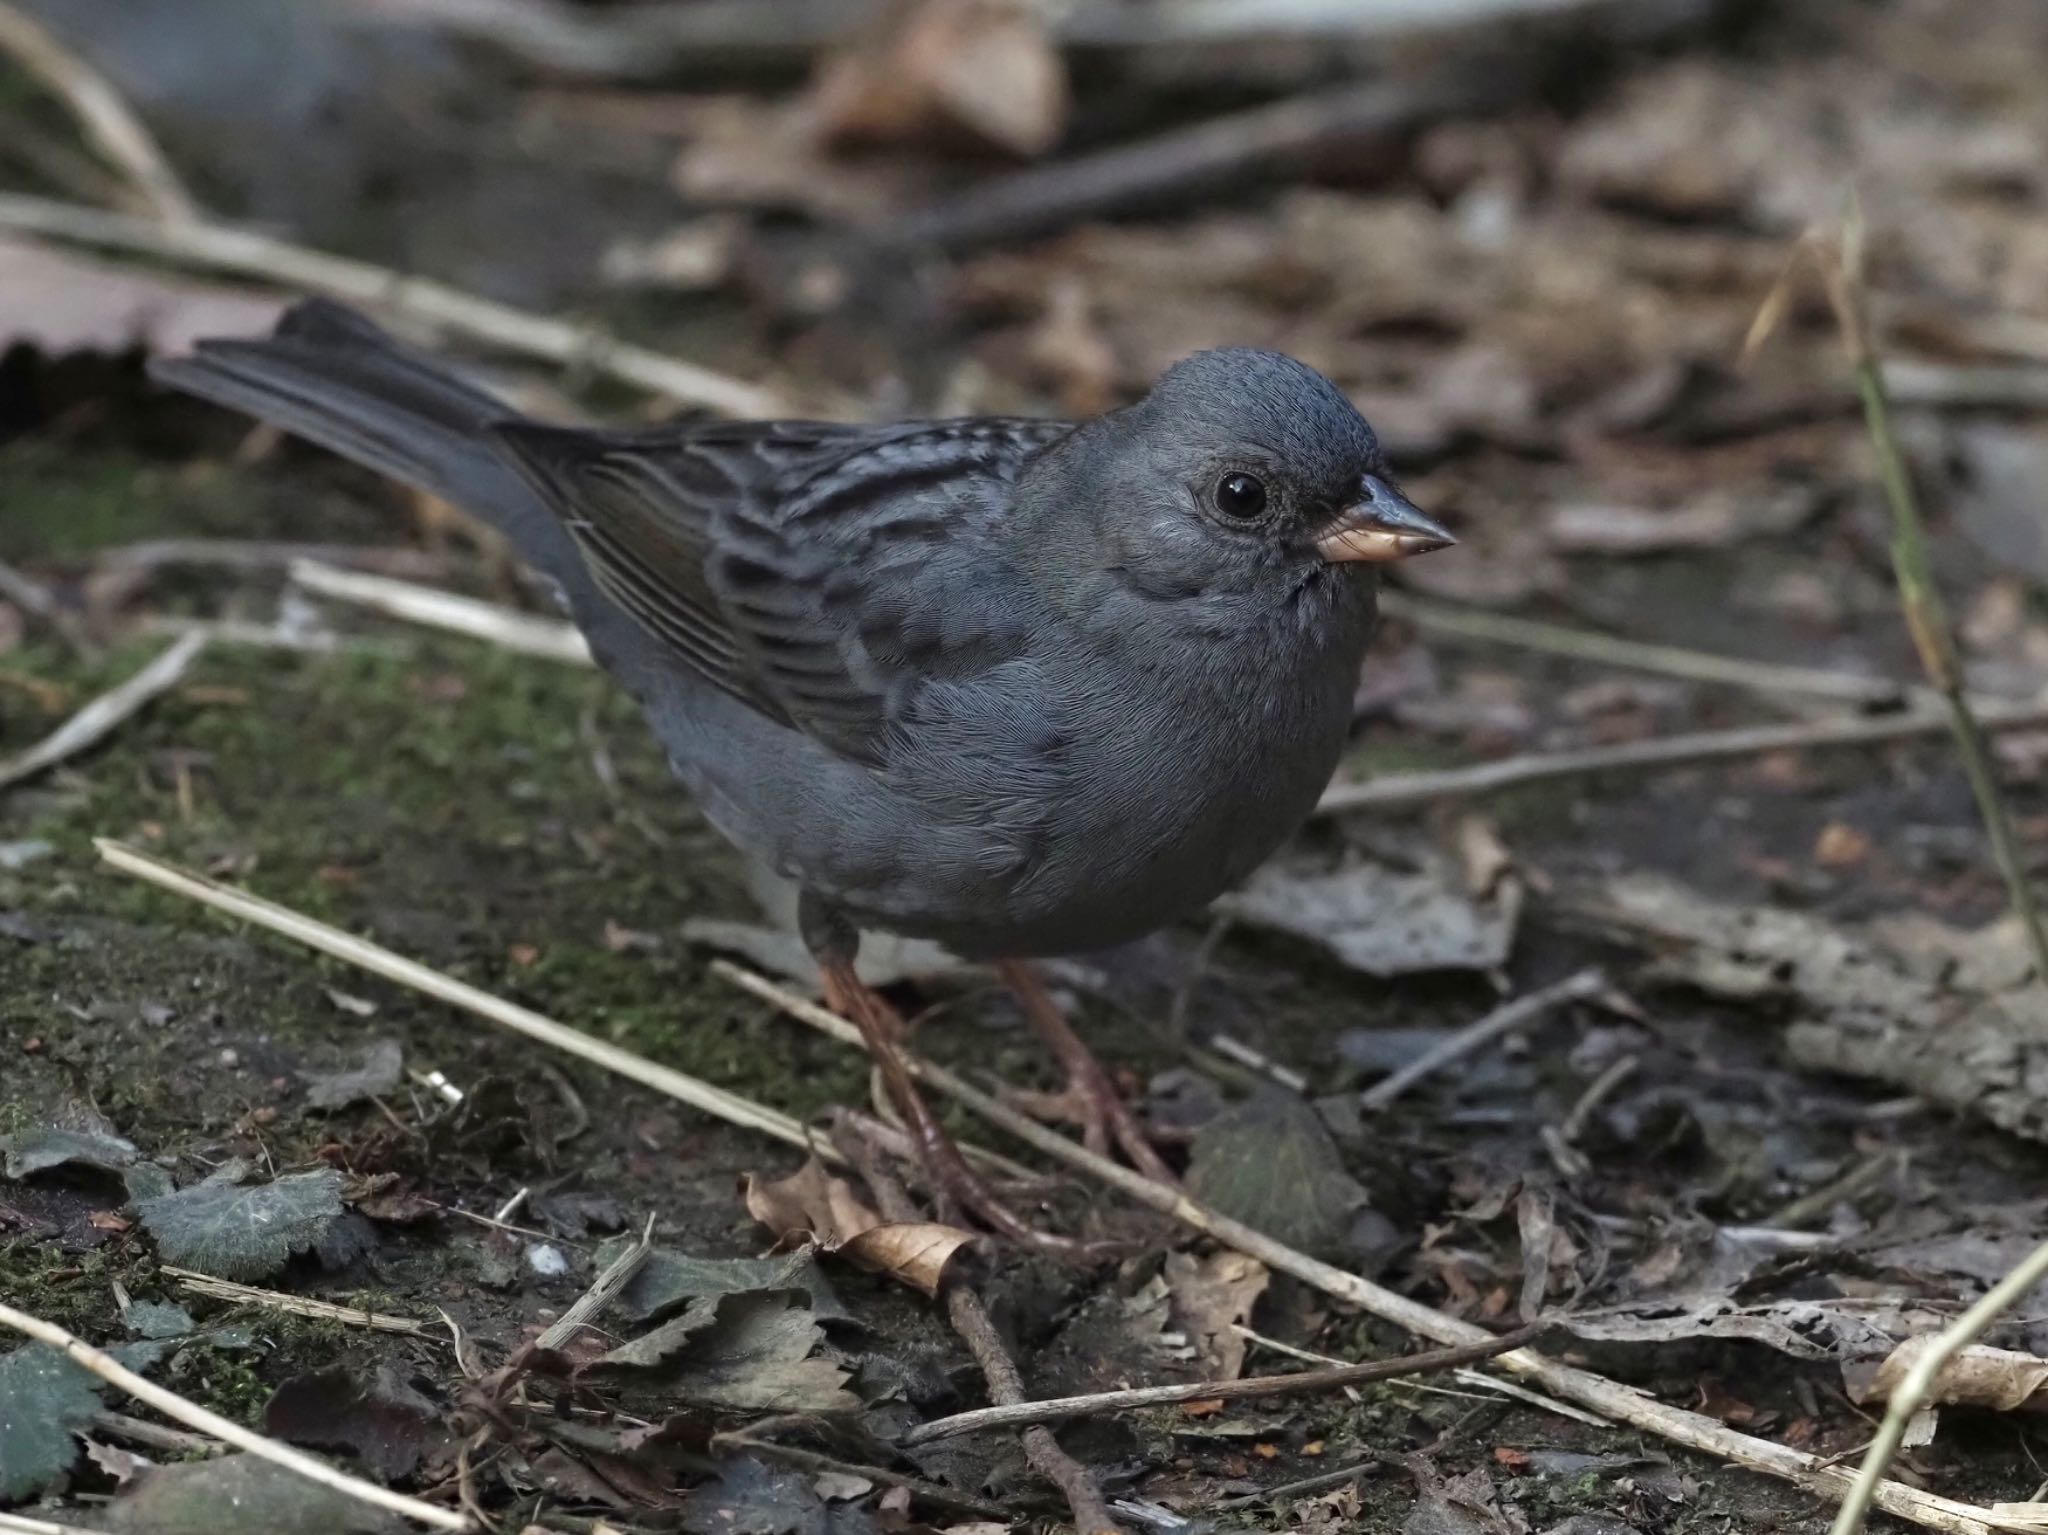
[1831,1237,2048,1535]
[94,839,821,1156]
[1211,1458,1382,1511]
[535,1213,654,1351]
[1814,212,2048,984]
[291,559,593,665]
[0,631,205,793]
[904,1322,1545,1445]
[0,192,788,417]
[1359,970,1604,1111]
[1765,1149,1904,1232]
[833,1120,1125,1535]
[0,1301,471,1531]
[160,1266,430,1335]
[0,2,197,222]
[1314,697,2048,816]
[1558,1053,1639,1143]
[91,1408,225,1457]
[1376,590,1921,710]
[728,965,2026,1535]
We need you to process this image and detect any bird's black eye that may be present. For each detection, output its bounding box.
[1213,472,1268,520]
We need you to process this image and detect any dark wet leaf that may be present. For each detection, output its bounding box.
[297,1040,404,1111]
[0,1343,102,1499]
[595,1238,850,1325]
[1,1124,140,1180]
[264,1363,448,1479]
[137,1168,354,1280]
[1405,1466,1513,1535]
[681,1456,879,1535]
[103,1453,406,1534]
[125,1300,195,1339]
[1186,1090,1370,1260]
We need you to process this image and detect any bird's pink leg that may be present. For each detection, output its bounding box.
[816,957,1102,1259]
[994,959,1178,1185]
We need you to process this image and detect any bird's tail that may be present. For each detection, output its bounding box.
[148,299,572,579]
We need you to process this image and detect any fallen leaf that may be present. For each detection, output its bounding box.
[812,0,1065,158]
[125,1300,195,1340]
[1164,1250,1270,1380]
[1861,1337,2048,1413]
[0,236,281,359]
[595,1239,850,1325]
[296,1040,404,1111]
[263,1363,450,1478]
[742,1158,974,1298]
[137,1168,366,1281]
[103,1453,406,1534]
[1222,850,1520,978]
[0,1343,101,1499]
[681,1455,878,1534]
[1186,1091,1371,1260]
[598,1292,860,1415]
[1,1121,141,1180]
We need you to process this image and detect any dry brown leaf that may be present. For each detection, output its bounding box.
[741,1157,974,1298]
[742,1158,882,1244]
[812,0,1066,158]
[1164,1250,1270,1380]
[1864,1337,2048,1414]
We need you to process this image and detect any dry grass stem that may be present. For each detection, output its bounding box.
[903,1322,1546,1445]
[1815,216,2048,984]
[0,192,789,416]
[0,631,206,793]
[1315,697,2048,816]
[94,839,820,1156]
[161,1265,431,1336]
[0,2,197,222]
[0,1300,472,1531]
[291,559,594,665]
[1360,970,1604,1111]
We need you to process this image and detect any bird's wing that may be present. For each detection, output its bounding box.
[490,415,1072,764]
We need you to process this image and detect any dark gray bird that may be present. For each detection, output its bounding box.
[154,300,1453,1248]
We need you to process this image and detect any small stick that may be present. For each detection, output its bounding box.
[535,1213,654,1352]
[1831,1236,2048,1535]
[1376,590,1921,710]
[1765,1149,1905,1233]
[1359,970,1604,1111]
[94,839,819,1156]
[0,1301,471,1531]
[0,2,197,223]
[161,1265,430,1335]
[1211,1458,1381,1511]
[0,631,205,793]
[291,559,593,665]
[903,1322,1546,1445]
[1314,698,2048,816]
[91,1408,224,1456]
[0,192,788,418]
[730,966,2020,1535]
[833,1120,1126,1535]
[1557,1053,1638,1143]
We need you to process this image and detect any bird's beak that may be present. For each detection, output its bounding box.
[1314,474,1457,563]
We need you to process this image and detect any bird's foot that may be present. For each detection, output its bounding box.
[994,959,1179,1186]
[817,957,1109,1261]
